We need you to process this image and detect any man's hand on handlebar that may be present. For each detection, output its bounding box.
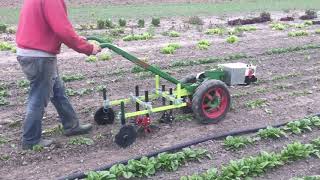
[91,44,102,55]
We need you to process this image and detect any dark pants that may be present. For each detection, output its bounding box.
[17,56,79,145]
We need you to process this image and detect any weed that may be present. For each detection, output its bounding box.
[245,99,268,109]
[168,31,180,37]
[304,20,313,26]
[235,25,257,32]
[62,74,85,82]
[197,40,211,50]
[0,41,14,51]
[151,17,160,27]
[188,16,203,25]
[105,18,114,28]
[17,79,29,88]
[0,154,10,161]
[118,18,127,27]
[138,19,145,28]
[224,136,254,150]
[99,53,112,61]
[69,137,94,146]
[0,135,9,145]
[270,22,287,30]
[96,19,105,29]
[42,124,63,136]
[226,35,239,44]
[32,145,44,152]
[86,55,98,62]
[288,30,308,37]
[205,28,225,35]
[65,88,78,97]
[123,33,152,41]
[161,43,181,54]
[0,23,7,33]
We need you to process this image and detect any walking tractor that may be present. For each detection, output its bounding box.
[87,37,257,148]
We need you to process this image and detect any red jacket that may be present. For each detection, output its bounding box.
[16,0,93,56]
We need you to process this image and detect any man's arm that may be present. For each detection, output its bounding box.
[42,0,95,55]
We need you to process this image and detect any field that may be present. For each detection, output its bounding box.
[1,0,320,179]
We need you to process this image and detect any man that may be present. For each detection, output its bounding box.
[16,0,101,150]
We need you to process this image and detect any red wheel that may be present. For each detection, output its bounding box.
[192,80,231,124]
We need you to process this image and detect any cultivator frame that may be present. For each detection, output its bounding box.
[87,37,257,148]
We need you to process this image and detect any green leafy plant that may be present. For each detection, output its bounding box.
[304,20,313,26]
[224,136,254,150]
[245,99,268,109]
[105,18,114,28]
[118,18,127,27]
[151,17,160,27]
[197,40,211,50]
[0,42,14,51]
[96,19,105,29]
[42,124,63,136]
[270,22,287,30]
[288,30,309,37]
[205,28,225,35]
[68,137,94,146]
[188,16,203,25]
[309,116,320,127]
[292,176,320,180]
[17,79,29,88]
[0,154,10,161]
[86,148,210,179]
[0,135,9,145]
[62,74,84,82]
[32,145,44,152]
[0,23,7,33]
[280,142,317,162]
[161,43,181,54]
[235,25,257,32]
[99,53,112,61]
[226,35,239,44]
[138,19,145,28]
[258,126,286,139]
[168,31,180,37]
[284,118,312,134]
[86,55,98,62]
[86,171,116,180]
[123,33,152,41]
[66,88,77,97]
[316,29,320,34]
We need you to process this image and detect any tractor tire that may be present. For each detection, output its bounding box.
[192,80,231,124]
[180,75,197,114]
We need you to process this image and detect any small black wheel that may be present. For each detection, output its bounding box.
[180,75,197,114]
[94,107,115,125]
[115,125,137,148]
[192,80,231,124]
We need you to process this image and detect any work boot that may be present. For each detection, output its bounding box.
[64,123,93,137]
[22,138,54,150]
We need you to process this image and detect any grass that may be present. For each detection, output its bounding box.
[2,0,320,24]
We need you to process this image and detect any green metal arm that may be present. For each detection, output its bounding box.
[87,36,191,90]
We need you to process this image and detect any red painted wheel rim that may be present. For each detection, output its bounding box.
[201,87,228,119]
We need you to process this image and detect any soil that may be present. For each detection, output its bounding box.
[0,11,320,180]
[1,0,234,8]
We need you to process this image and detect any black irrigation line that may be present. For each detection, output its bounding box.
[58,113,320,180]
